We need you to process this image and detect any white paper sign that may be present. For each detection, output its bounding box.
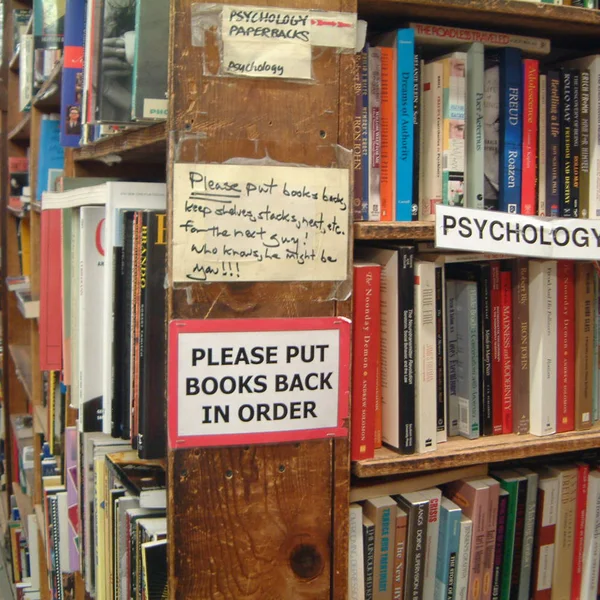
[436,204,600,260]
[172,163,350,282]
[309,11,357,48]
[168,318,350,448]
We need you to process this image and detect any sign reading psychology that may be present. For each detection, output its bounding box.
[436,204,600,260]
[172,163,350,282]
[168,317,350,448]
[220,5,357,79]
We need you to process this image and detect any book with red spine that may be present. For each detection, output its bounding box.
[571,463,590,600]
[521,59,539,215]
[379,45,396,221]
[500,269,513,434]
[351,262,381,461]
[491,261,503,435]
[556,261,575,433]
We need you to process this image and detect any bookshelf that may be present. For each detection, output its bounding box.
[0,0,599,598]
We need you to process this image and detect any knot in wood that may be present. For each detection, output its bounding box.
[289,544,323,581]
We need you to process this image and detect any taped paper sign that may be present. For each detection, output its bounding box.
[172,163,350,282]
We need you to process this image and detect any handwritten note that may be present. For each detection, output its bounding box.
[172,164,350,283]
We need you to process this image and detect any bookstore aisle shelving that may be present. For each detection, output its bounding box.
[1,0,600,598]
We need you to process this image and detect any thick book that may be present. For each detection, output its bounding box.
[556,261,575,433]
[521,59,538,215]
[445,479,489,600]
[498,48,523,214]
[131,0,169,121]
[581,470,600,598]
[414,260,437,453]
[355,246,415,453]
[571,463,589,600]
[368,46,382,222]
[420,488,442,600]
[484,53,500,211]
[500,268,513,434]
[466,43,485,210]
[456,515,473,600]
[395,492,429,600]
[363,496,397,600]
[575,262,594,430]
[435,497,462,600]
[511,259,529,434]
[391,505,408,600]
[349,504,366,600]
[546,70,561,217]
[351,262,381,461]
[492,489,509,600]
[561,69,575,217]
[528,260,557,436]
[137,211,167,459]
[363,515,376,600]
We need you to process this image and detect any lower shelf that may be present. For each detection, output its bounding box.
[353,423,600,478]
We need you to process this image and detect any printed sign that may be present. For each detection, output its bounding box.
[168,317,350,448]
[172,163,350,282]
[436,205,600,260]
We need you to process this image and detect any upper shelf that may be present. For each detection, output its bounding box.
[358,0,600,45]
[33,58,62,113]
[73,121,167,163]
[354,221,435,240]
[8,113,30,144]
[353,424,600,478]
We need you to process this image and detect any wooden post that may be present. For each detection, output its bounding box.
[166,0,355,597]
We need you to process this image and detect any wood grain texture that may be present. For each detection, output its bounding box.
[354,221,435,240]
[353,423,600,478]
[167,0,354,597]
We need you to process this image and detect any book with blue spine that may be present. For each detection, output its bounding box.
[435,497,462,600]
[60,0,86,147]
[37,116,65,201]
[466,43,485,209]
[498,48,523,213]
[396,28,415,221]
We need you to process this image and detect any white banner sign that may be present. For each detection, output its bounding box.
[172,163,350,282]
[436,205,600,260]
[168,318,350,448]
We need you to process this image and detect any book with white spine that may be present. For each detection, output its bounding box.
[456,514,473,600]
[581,470,600,598]
[348,504,365,600]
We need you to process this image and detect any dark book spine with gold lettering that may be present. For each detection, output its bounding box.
[138,211,167,459]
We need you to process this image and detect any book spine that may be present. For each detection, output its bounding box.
[379,46,396,221]
[582,473,600,597]
[392,511,408,600]
[546,70,561,217]
[521,59,539,215]
[446,279,459,437]
[561,69,575,217]
[435,505,461,600]
[532,480,559,600]
[368,47,382,222]
[364,521,375,600]
[412,50,421,221]
[396,29,415,221]
[121,213,135,439]
[556,261,575,433]
[456,518,473,600]
[422,491,441,600]
[466,43,485,210]
[351,264,380,461]
[480,264,493,437]
[353,53,365,221]
[399,248,416,454]
[460,282,480,439]
[361,49,370,221]
[375,505,395,599]
[349,506,365,600]
[571,464,590,600]
[499,48,522,213]
[411,501,428,600]
[509,480,528,599]
[572,70,581,218]
[497,481,519,600]
[512,259,529,434]
[111,244,124,438]
[595,272,600,423]
[500,270,513,434]
[435,266,447,443]
[484,54,500,211]
[580,70,591,218]
[518,473,539,600]
[415,261,437,453]
[492,492,509,600]
[442,54,466,208]
[491,262,503,434]
[482,482,500,600]
[538,74,547,216]
[575,262,594,430]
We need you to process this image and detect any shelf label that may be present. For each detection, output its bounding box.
[172,163,350,282]
[436,205,600,260]
[168,317,350,449]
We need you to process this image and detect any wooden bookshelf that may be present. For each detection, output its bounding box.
[354,221,435,240]
[12,482,33,540]
[353,425,600,478]
[8,344,32,402]
[7,113,30,144]
[8,49,19,73]
[33,404,47,438]
[0,491,8,538]
[32,58,62,113]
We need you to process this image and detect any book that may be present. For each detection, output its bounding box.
[561,69,575,217]
[556,261,575,433]
[511,259,529,434]
[546,70,561,217]
[37,115,64,201]
[363,515,376,600]
[492,489,510,600]
[412,51,421,221]
[349,504,366,600]
[521,59,538,215]
[466,42,485,210]
[572,70,581,218]
[420,488,442,600]
[579,70,591,218]
[131,0,169,121]
[352,51,365,221]
[528,260,557,436]
[19,33,34,112]
[581,470,600,598]
[368,46,382,222]
[500,268,513,434]
[484,53,500,211]
[490,262,502,435]
[538,73,547,216]
[379,45,396,221]
[575,262,594,430]
[456,515,473,600]
[391,505,408,600]
[32,0,65,91]
[435,497,462,600]
[8,157,29,212]
[446,278,459,437]
[571,463,589,600]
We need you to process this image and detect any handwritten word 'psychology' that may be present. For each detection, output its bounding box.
[172,163,350,282]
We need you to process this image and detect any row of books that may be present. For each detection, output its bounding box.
[15,0,168,147]
[352,247,600,460]
[354,21,600,221]
[349,462,600,600]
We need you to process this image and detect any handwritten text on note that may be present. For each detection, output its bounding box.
[172,164,350,283]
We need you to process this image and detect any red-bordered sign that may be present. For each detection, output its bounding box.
[168,317,350,449]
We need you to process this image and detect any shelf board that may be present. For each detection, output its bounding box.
[73,121,167,163]
[358,0,600,44]
[34,503,46,549]
[8,345,32,402]
[32,58,62,113]
[7,113,31,144]
[353,425,600,478]
[9,49,19,73]
[33,404,48,438]
[354,221,435,240]
[0,490,8,539]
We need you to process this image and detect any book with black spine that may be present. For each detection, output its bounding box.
[572,70,581,217]
[560,68,574,217]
